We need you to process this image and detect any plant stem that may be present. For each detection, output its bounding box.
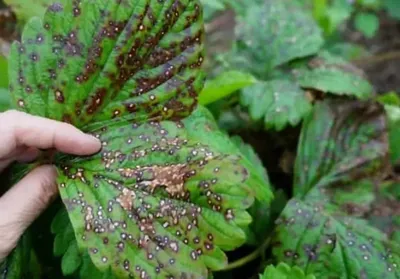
[221,237,271,271]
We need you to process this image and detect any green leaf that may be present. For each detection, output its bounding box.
[62,242,82,276]
[9,0,205,128]
[236,0,323,76]
[294,51,374,99]
[273,99,400,278]
[56,106,272,278]
[354,12,379,38]
[383,0,400,20]
[0,234,41,279]
[377,92,400,107]
[230,136,278,246]
[0,55,8,88]
[326,42,369,60]
[4,0,53,21]
[240,80,312,131]
[384,104,400,164]
[199,71,257,106]
[260,262,316,279]
[0,88,11,112]
[294,99,388,198]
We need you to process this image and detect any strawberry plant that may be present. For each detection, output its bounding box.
[0,0,400,278]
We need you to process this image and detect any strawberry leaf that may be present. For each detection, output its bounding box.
[4,0,53,21]
[260,262,315,279]
[9,0,205,127]
[240,80,312,131]
[294,99,388,198]
[55,106,272,278]
[273,99,400,278]
[236,0,323,76]
[0,234,40,279]
[293,52,374,99]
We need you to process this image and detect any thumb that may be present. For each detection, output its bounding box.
[0,165,58,260]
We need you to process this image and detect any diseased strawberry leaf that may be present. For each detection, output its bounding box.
[9,0,205,127]
[274,199,400,278]
[240,80,312,131]
[294,99,389,198]
[55,106,272,278]
[293,51,374,99]
[260,262,315,279]
[273,99,400,278]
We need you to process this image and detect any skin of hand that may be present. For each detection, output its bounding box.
[0,110,101,262]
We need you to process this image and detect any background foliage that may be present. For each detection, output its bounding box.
[0,0,400,278]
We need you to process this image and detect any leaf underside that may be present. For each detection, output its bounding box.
[273,99,400,278]
[8,0,274,278]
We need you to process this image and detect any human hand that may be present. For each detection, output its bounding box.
[0,110,101,262]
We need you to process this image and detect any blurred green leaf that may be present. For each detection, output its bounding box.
[326,42,369,60]
[260,262,316,279]
[236,0,324,77]
[354,12,379,38]
[384,104,400,164]
[377,92,400,107]
[199,71,257,105]
[4,0,53,21]
[241,79,312,131]
[0,56,8,88]
[294,51,374,99]
[383,0,400,20]
[0,88,11,112]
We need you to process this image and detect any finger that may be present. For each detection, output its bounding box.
[0,147,41,172]
[0,165,58,259]
[0,110,101,157]
[15,147,41,163]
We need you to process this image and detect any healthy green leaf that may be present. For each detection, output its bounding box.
[9,0,205,128]
[354,12,379,38]
[260,262,315,279]
[383,0,400,20]
[0,88,11,112]
[384,104,400,164]
[236,0,324,76]
[294,52,374,99]
[0,234,41,279]
[4,0,53,21]
[56,106,272,278]
[273,99,400,278]
[240,80,312,131]
[326,42,369,61]
[199,71,257,106]
[0,55,8,88]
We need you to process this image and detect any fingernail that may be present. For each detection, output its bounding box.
[85,134,102,148]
